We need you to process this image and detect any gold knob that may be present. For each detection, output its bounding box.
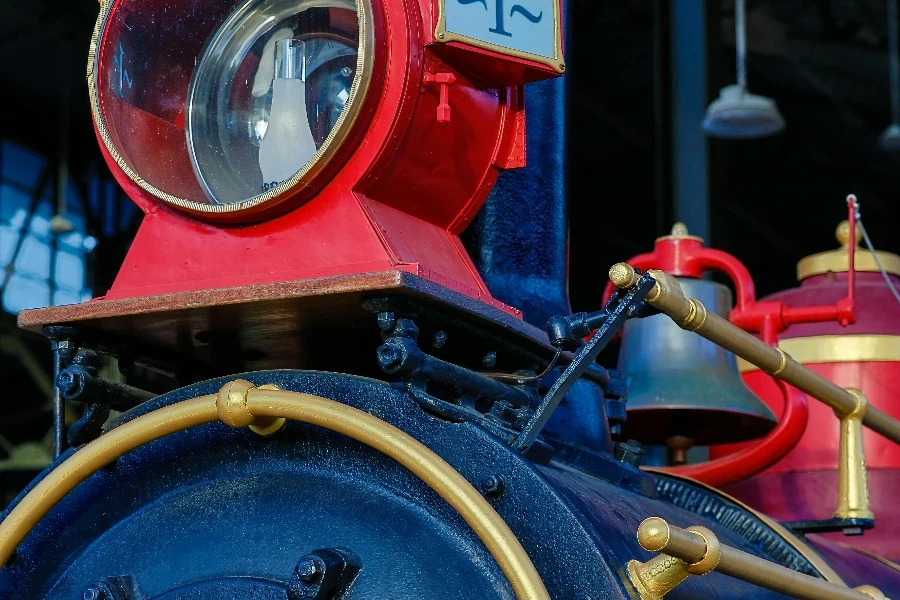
[610,263,640,289]
[671,222,690,237]
[836,220,863,247]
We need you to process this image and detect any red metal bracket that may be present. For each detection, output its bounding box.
[604,197,858,344]
[728,196,857,343]
[423,72,457,125]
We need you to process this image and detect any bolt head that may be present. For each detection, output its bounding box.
[480,475,505,497]
[432,330,448,349]
[57,370,82,396]
[377,312,397,332]
[296,558,324,582]
[83,586,104,600]
[377,345,404,371]
[482,351,498,368]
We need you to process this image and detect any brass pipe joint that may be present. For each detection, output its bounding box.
[626,517,889,600]
[627,518,720,600]
[217,381,286,437]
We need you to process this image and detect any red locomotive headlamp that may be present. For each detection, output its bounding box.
[87,0,564,306]
[91,0,373,219]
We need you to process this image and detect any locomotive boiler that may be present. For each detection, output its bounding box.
[2,0,900,599]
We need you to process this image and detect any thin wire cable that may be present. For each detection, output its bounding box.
[483,348,563,382]
[855,203,900,306]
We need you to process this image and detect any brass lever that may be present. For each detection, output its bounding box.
[627,517,889,600]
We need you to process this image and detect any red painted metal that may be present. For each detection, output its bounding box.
[724,469,900,561]
[423,72,457,124]
[714,278,900,556]
[93,0,563,314]
[730,360,900,473]
[707,202,900,558]
[604,198,858,341]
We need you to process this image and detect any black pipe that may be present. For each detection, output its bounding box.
[57,366,156,411]
[376,337,536,409]
[466,0,572,328]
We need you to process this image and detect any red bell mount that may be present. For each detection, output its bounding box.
[605,196,859,488]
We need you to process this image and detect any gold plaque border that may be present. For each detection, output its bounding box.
[434,0,566,74]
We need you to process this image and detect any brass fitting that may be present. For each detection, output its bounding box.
[626,517,889,600]
[856,585,888,600]
[609,263,641,289]
[627,518,721,600]
[216,379,256,428]
[249,384,288,437]
[216,380,287,436]
[834,389,874,520]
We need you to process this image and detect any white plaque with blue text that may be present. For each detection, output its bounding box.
[436,0,563,71]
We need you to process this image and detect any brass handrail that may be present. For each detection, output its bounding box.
[0,381,550,600]
[627,517,888,600]
[609,264,900,445]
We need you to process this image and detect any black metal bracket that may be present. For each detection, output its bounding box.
[45,326,78,458]
[512,272,658,452]
[367,301,541,421]
[82,576,144,600]
[53,347,156,447]
[288,548,361,600]
[783,517,875,537]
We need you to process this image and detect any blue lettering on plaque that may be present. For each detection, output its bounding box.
[445,0,555,60]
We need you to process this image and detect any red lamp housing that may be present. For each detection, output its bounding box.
[88,0,565,313]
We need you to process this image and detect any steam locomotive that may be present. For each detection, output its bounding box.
[1,0,900,599]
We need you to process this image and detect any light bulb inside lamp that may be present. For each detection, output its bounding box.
[258,37,318,193]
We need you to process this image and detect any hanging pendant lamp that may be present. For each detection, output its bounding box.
[880,0,900,150]
[703,0,785,139]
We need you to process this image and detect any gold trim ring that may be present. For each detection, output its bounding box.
[737,335,900,373]
[0,381,550,600]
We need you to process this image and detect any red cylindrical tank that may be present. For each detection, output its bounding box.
[711,221,900,560]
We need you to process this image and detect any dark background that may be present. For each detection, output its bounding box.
[2,0,900,489]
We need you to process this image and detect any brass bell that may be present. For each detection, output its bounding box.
[617,278,777,451]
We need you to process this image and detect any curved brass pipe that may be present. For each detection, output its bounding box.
[0,381,550,600]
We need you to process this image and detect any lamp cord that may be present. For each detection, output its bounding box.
[483,348,563,383]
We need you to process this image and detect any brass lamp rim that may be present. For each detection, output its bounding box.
[0,382,550,600]
[87,0,375,220]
